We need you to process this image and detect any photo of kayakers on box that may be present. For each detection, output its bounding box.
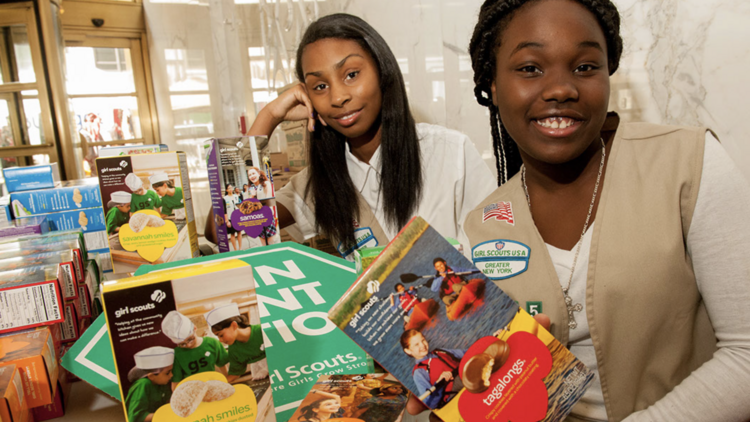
[329,218,595,421]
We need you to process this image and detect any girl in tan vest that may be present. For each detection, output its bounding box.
[246,14,495,259]
[409,0,750,420]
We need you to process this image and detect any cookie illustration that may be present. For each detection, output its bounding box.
[171,380,208,418]
[239,200,262,215]
[78,211,89,231]
[202,380,235,402]
[146,214,165,228]
[72,188,83,208]
[129,213,150,233]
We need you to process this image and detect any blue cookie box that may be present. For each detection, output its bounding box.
[19,207,106,233]
[3,163,61,192]
[10,184,102,218]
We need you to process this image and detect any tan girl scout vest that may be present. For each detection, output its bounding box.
[463,123,717,421]
[286,168,390,259]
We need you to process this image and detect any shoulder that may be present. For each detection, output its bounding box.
[204,337,220,347]
[617,122,707,140]
[467,173,523,215]
[616,122,707,155]
[128,377,149,393]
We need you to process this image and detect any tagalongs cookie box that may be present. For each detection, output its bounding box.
[96,152,199,274]
[328,217,595,422]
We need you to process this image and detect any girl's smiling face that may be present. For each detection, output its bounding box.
[403,332,429,360]
[491,0,610,165]
[247,168,260,183]
[314,398,340,414]
[301,38,382,141]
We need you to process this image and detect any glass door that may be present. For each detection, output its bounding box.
[0,3,59,193]
[64,36,156,175]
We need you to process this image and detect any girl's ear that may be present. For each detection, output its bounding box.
[231,321,239,330]
[491,80,498,106]
[403,348,412,357]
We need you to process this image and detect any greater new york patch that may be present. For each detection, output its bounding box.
[471,239,530,280]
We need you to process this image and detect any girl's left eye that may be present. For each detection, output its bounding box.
[346,71,359,80]
[575,64,599,73]
[516,65,542,75]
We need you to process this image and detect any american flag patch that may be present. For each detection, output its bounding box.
[482,201,515,225]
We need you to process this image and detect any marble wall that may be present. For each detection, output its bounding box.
[142,0,750,233]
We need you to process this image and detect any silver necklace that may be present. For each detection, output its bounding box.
[521,137,606,329]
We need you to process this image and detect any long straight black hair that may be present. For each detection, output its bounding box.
[295,13,423,249]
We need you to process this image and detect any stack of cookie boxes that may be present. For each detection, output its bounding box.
[7,172,112,273]
[0,230,105,420]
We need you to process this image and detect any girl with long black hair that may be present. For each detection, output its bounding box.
[247,13,495,257]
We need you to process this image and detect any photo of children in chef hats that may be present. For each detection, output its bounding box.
[161,310,229,389]
[125,346,174,422]
[106,191,132,234]
[125,173,162,212]
[150,172,186,220]
[204,303,268,383]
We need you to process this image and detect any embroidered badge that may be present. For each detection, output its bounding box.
[337,227,378,261]
[526,301,543,316]
[482,201,515,225]
[471,239,530,280]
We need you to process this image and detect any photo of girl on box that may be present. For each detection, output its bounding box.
[401,329,465,409]
[150,172,185,220]
[125,173,161,213]
[223,184,243,251]
[205,303,268,383]
[247,166,273,200]
[125,346,174,422]
[296,391,343,422]
[106,191,132,234]
[161,310,229,389]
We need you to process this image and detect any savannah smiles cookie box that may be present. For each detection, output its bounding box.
[328,217,595,422]
[135,243,371,422]
[101,260,275,422]
[205,136,280,253]
[96,152,199,274]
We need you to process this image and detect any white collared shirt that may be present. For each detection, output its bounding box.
[275,123,496,253]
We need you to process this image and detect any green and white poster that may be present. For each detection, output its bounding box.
[60,315,122,400]
[135,243,371,422]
